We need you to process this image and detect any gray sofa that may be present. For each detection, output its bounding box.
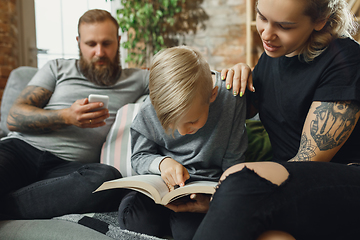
[0,66,164,240]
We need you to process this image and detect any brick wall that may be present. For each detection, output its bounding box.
[185,0,248,70]
[0,0,18,104]
[128,0,250,70]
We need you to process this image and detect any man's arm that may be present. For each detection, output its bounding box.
[7,85,65,133]
[7,85,109,133]
[289,101,360,162]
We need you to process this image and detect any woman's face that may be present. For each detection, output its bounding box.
[256,0,324,58]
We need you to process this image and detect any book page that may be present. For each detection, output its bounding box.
[95,175,218,205]
[95,175,170,203]
[138,175,170,200]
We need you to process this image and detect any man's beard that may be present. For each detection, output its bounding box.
[79,49,122,86]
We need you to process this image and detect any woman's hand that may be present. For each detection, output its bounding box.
[221,63,255,97]
[165,193,210,213]
[159,157,190,190]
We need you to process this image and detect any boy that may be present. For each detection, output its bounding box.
[118,46,247,240]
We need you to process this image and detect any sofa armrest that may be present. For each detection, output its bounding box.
[0,66,38,135]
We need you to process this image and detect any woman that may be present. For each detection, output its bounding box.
[168,0,360,239]
[222,0,360,165]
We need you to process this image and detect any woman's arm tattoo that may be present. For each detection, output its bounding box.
[291,133,317,161]
[290,101,360,162]
[310,101,360,150]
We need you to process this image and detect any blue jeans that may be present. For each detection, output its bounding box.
[193,161,360,240]
[0,138,124,220]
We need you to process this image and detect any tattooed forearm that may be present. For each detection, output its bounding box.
[7,111,67,133]
[289,101,360,162]
[7,86,68,133]
[310,101,360,150]
[289,133,317,162]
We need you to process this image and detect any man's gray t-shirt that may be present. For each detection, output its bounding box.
[5,59,149,163]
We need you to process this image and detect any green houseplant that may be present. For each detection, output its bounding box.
[110,0,208,67]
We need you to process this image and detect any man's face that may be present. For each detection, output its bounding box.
[77,19,121,86]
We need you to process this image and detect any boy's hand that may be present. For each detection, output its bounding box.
[159,157,190,190]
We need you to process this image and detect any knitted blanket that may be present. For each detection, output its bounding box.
[54,212,166,240]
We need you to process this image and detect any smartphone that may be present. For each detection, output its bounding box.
[88,94,109,110]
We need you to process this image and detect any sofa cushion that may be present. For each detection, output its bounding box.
[0,66,38,136]
[0,219,114,240]
[101,102,143,177]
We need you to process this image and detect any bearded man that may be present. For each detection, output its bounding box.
[0,9,149,220]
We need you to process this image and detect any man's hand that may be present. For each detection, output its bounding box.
[165,193,210,213]
[63,98,110,128]
[159,158,190,190]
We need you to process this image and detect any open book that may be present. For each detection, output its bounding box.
[95,175,217,205]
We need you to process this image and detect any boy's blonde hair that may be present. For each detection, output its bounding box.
[149,46,213,134]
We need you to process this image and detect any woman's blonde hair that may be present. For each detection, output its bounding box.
[149,46,213,134]
[300,0,358,62]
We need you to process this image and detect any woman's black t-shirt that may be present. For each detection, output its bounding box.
[252,37,360,164]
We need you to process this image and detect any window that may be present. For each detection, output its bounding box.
[34,0,114,68]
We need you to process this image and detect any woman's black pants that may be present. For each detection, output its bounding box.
[194,161,360,240]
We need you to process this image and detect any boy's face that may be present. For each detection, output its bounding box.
[176,88,217,136]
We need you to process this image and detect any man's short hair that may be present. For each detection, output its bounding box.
[149,46,213,134]
[78,9,119,37]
